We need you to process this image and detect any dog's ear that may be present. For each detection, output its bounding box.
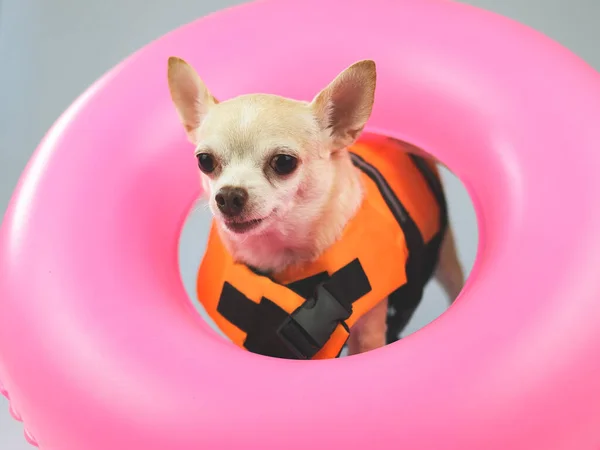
[311,60,376,151]
[167,57,218,143]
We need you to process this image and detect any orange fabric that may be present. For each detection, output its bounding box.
[196,135,442,359]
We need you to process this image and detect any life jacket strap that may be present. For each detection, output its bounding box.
[277,258,371,359]
[216,258,372,360]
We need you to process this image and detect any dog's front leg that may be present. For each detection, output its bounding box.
[347,297,388,355]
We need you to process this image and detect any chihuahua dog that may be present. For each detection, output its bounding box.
[167,57,464,356]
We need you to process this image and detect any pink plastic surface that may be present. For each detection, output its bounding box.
[2,0,600,448]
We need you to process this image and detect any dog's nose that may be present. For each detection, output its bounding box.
[215,186,248,217]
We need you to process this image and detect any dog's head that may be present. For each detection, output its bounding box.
[167,57,376,240]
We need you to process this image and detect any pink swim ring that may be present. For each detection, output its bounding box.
[2,0,600,449]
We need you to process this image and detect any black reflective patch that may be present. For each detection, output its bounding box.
[216,259,372,360]
[285,271,329,298]
[386,283,424,343]
[217,284,301,359]
[323,258,371,308]
[243,297,300,359]
[216,282,258,332]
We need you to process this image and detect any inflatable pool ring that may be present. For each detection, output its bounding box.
[2,0,600,448]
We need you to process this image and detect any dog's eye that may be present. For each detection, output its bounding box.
[197,153,216,174]
[270,154,298,175]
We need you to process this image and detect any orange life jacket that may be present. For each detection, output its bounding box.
[196,134,447,360]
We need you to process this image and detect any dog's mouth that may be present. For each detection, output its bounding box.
[223,217,265,234]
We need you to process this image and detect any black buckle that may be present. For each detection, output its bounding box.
[276,283,352,360]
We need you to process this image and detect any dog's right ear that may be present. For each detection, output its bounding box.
[167,57,218,143]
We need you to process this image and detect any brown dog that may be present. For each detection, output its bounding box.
[168,57,464,356]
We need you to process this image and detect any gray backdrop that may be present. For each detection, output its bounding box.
[1,0,598,448]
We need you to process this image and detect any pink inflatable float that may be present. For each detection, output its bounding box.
[2,0,600,448]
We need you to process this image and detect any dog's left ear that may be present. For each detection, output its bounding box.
[311,60,376,151]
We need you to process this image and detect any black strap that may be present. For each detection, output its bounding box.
[217,258,371,360]
[408,154,448,234]
[350,152,426,278]
[351,149,448,345]
[277,258,371,358]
